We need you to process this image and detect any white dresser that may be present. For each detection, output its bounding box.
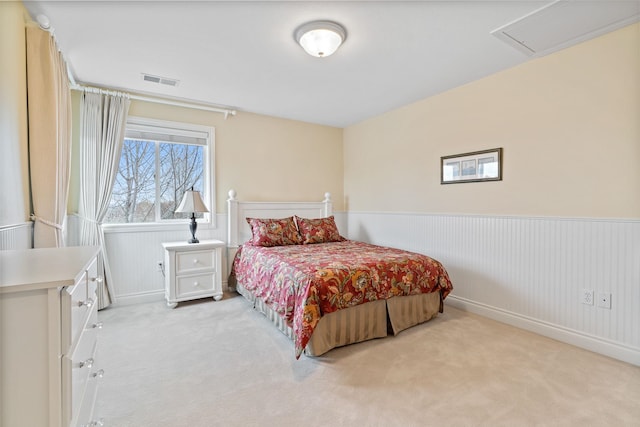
[0,245,103,427]
[162,240,224,308]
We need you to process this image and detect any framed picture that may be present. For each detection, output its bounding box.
[441,148,502,184]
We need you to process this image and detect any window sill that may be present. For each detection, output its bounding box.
[102,221,213,234]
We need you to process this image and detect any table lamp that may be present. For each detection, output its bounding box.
[175,188,209,243]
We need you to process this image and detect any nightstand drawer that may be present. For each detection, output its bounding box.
[176,273,215,297]
[176,250,214,274]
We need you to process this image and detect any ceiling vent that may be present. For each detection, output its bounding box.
[141,73,180,87]
[491,0,640,57]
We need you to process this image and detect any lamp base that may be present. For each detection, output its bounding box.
[188,213,199,244]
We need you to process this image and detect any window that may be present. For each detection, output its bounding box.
[105,117,214,225]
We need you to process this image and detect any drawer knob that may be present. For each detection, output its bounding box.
[193,281,199,287]
[79,358,94,369]
[78,298,94,308]
[92,369,105,379]
[192,259,198,264]
[91,276,104,283]
[92,322,104,329]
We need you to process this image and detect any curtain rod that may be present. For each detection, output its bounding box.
[71,84,237,119]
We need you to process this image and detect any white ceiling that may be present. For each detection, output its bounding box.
[21,1,640,128]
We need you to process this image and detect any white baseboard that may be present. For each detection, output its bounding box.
[112,290,165,306]
[445,295,640,367]
[112,281,230,307]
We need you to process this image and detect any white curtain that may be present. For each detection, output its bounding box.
[26,24,72,248]
[78,90,130,308]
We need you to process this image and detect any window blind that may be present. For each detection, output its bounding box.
[125,123,208,146]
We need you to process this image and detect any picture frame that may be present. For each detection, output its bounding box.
[441,148,502,184]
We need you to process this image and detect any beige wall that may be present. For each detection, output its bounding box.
[0,2,29,225]
[68,98,344,214]
[344,23,640,219]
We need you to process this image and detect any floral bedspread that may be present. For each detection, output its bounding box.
[232,240,453,358]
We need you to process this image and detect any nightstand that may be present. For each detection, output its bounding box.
[162,239,225,308]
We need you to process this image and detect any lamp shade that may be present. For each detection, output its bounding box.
[175,189,209,213]
[295,20,346,57]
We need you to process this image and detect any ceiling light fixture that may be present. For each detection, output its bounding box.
[294,20,347,58]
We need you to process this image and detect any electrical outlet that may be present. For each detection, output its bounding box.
[581,289,594,305]
[597,292,611,309]
[156,261,163,272]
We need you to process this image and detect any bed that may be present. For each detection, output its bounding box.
[227,190,453,358]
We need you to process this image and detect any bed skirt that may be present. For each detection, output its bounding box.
[235,282,442,357]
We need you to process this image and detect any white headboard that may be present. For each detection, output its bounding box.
[226,189,333,249]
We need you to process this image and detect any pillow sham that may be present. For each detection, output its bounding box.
[246,216,301,247]
[295,215,345,244]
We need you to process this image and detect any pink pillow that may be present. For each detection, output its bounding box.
[246,217,301,247]
[295,216,345,244]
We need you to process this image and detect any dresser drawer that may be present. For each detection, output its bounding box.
[73,360,100,427]
[62,273,92,351]
[176,273,215,298]
[86,256,100,300]
[61,255,100,352]
[64,318,99,426]
[176,250,215,274]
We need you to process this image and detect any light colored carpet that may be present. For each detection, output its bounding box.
[96,292,640,427]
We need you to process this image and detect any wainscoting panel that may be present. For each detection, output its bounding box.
[348,212,640,365]
[0,222,32,250]
[96,210,638,364]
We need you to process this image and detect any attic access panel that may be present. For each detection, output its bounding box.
[491,0,640,56]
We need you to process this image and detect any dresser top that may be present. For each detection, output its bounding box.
[0,246,100,293]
